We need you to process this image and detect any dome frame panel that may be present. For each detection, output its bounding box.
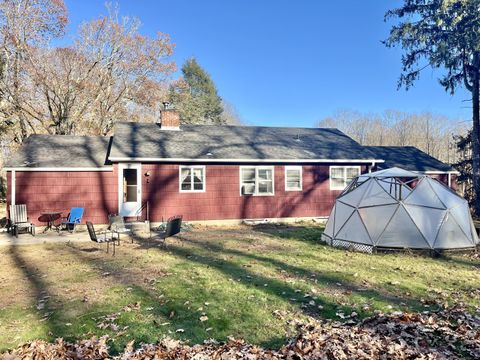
[324,167,477,252]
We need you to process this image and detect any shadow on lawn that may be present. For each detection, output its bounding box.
[63,240,343,349]
[168,235,425,313]
[6,225,446,353]
[7,242,168,353]
[437,254,480,269]
[251,224,325,245]
[60,233,356,350]
[7,245,72,343]
[61,240,318,351]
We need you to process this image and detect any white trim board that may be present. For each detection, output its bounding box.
[118,163,142,217]
[108,157,385,164]
[423,170,460,175]
[11,170,15,206]
[4,167,113,172]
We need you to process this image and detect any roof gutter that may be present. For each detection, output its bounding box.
[424,170,460,175]
[4,167,113,172]
[107,157,386,164]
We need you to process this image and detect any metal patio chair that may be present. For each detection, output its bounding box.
[86,221,118,255]
[150,215,182,247]
[9,204,35,238]
[108,215,132,243]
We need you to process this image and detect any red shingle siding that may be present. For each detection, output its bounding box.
[7,170,117,225]
[6,165,458,225]
[142,164,364,222]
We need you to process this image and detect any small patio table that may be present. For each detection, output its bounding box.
[40,212,62,233]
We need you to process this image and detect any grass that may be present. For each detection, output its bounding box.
[0,223,479,354]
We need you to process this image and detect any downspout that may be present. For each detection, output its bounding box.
[369,161,375,173]
[448,173,452,188]
[11,170,16,206]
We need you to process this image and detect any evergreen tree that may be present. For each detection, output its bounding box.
[453,131,475,207]
[385,0,480,215]
[169,58,224,124]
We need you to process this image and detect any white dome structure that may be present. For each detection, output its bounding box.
[321,167,479,252]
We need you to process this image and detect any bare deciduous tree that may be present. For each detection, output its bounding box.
[0,0,68,143]
[0,1,175,144]
[317,109,462,164]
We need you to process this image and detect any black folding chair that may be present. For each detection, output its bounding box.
[86,221,118,255]
[150,215,182,247]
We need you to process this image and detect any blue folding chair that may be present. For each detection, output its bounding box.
[60,207,84,233]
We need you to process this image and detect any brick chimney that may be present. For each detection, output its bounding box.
[159,102,180,130]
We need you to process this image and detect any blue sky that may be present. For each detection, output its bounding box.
[64,0,470,127]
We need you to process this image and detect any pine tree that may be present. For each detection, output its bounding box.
[385,0,480,215]
[453,131,475,207]
[169,58,224,124]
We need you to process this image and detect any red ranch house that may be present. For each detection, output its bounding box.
[5,109,458,225]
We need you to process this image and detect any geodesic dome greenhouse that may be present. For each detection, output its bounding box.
[321,167,479,252]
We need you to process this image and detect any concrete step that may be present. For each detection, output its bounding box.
[125,221,150,232]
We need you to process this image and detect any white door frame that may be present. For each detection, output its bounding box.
[117,163,142,217]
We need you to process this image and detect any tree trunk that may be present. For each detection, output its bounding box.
[471,52,480,216]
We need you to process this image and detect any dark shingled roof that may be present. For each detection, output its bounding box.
[5,125,454,173]
[366,146,455,173]
[109,122,379,161]
[5,135,112,168]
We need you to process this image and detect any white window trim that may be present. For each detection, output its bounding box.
[329,166,361,191]
[179,165,206,193]
[239,166,275,196]
[285,166,302,191]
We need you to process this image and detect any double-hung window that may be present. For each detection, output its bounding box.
[285,166,302,191]
[330,166,360,190]
[240,166,274,195]
[180,166,205,192]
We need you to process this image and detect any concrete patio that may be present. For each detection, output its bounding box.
[0,229,92,246]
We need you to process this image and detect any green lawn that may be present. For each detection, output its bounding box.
[0,224,479,354]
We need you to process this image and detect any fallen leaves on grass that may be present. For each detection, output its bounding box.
[96,312,120,331]
[4,337,110,360]
[4,305,480,359]
[283,305,480,359]
[122,302,141,312]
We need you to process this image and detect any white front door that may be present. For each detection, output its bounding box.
[118,163,142,217]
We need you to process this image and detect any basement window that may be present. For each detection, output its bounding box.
[330,166,361,190]
[285,166,302,191]
[240,166,274,196]
[180,166,205,192]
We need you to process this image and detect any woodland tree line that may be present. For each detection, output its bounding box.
[317,109,466,164]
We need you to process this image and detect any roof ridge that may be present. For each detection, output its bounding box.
[114,121,343,132]
[30,134,109,138]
